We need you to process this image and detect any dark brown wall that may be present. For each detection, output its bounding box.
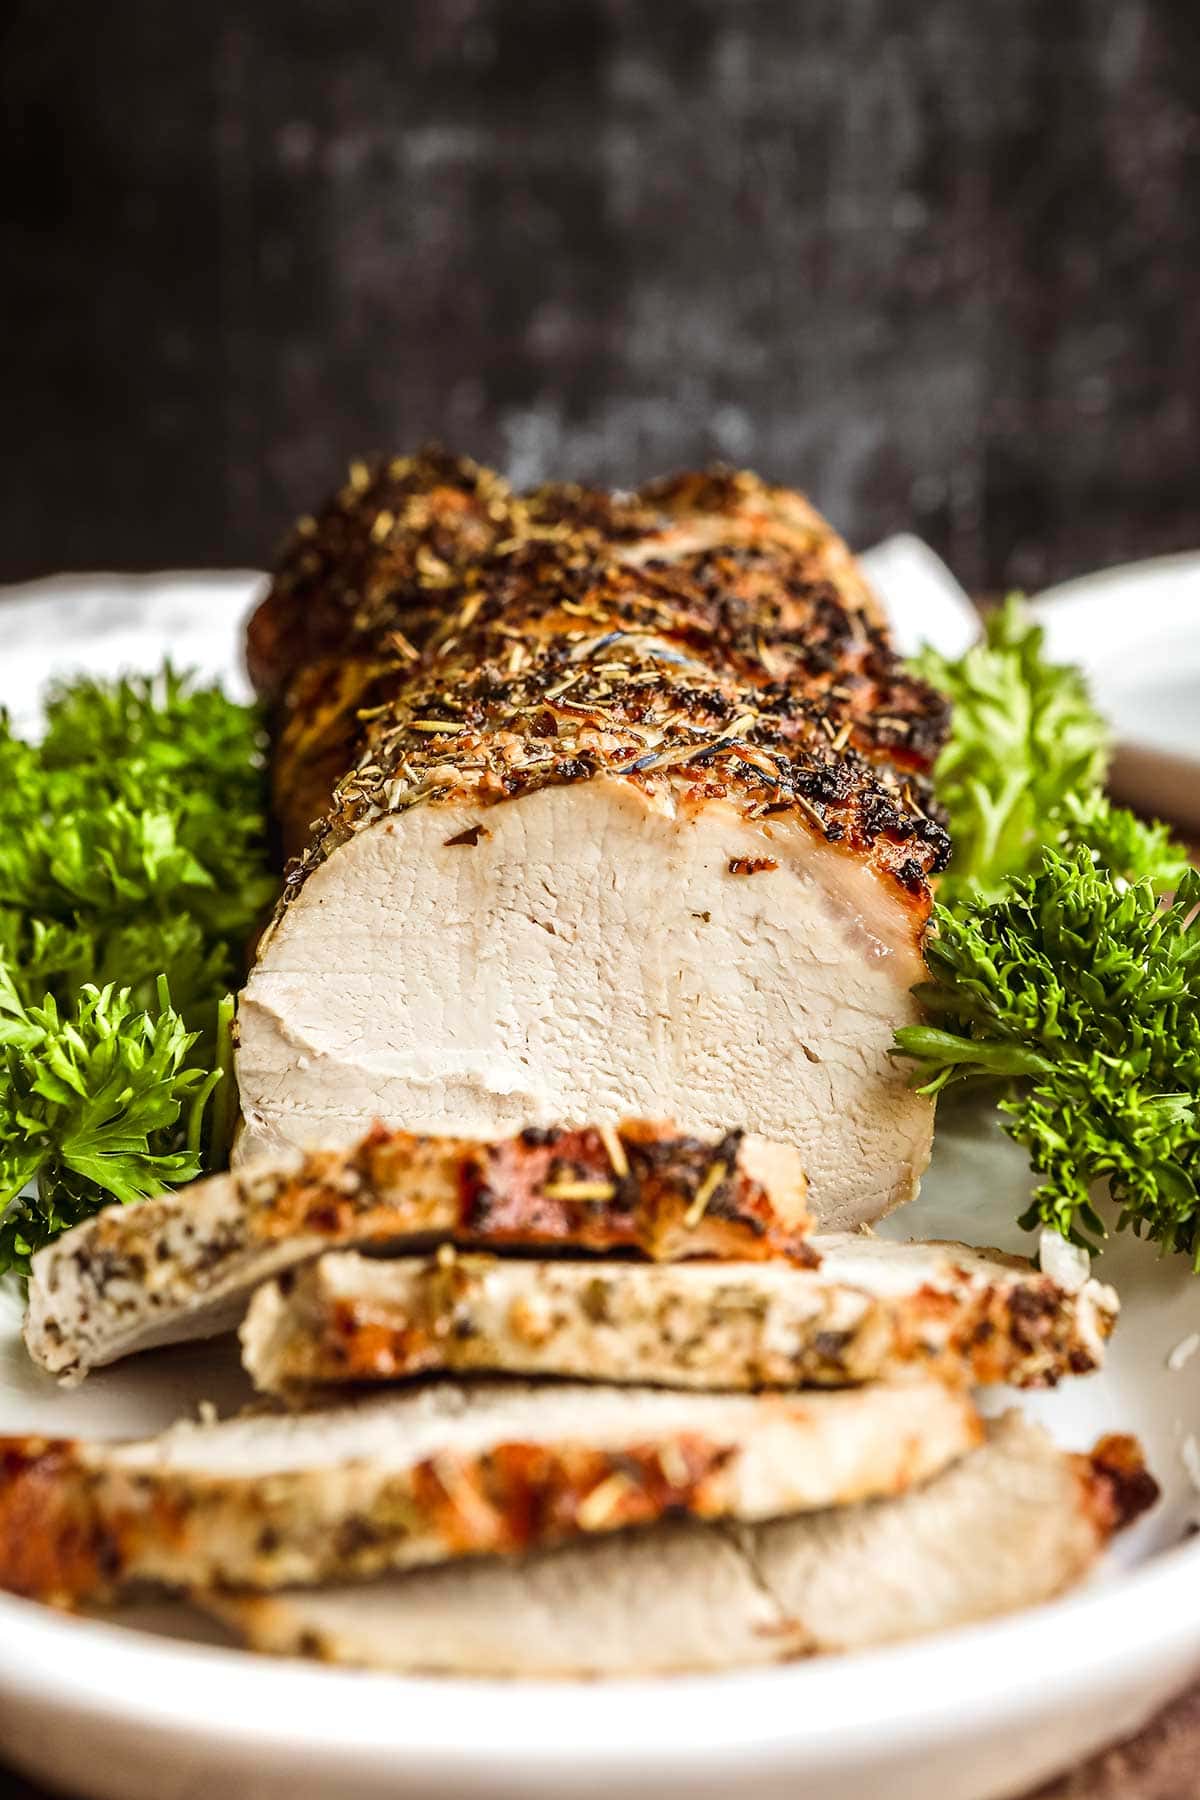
[3,0,1199,589]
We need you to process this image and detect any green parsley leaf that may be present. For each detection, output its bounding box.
[0,978,222,1273]
[900,601,1198,1264]
[0,669,271,1274]
[1054,789,1192,894]
[911,598,1111,905]
[897,852,1200,1263]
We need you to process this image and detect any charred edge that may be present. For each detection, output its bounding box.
[1006,1283,1103,1385]
[248,448,518,705]
[460,1147,499,1233]
[1085,1434,1160,1534]
[298,628,952,888]
[873,1267,1098,1393]
[260,453,952,906]
[0,1439,117,1604]
[495,1125,816,1265]
[472,1129,638,1245]
[957,1283,1102,1389]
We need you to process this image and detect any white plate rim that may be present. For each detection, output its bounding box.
[2,569,1200,1798]
[1,1523,1199,1775]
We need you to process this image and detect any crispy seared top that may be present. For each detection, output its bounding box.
[252,450,951,907]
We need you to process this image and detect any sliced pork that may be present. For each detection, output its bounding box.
[25,1123,810,1383]
[240,1236,1118,1399]
[237,452,951,1229]
[0,1378,980,1605]
[197,1415,1156,1677]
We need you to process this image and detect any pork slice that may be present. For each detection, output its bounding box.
[238,784,939,1228]
[239,1234,1118,1398]
[25,1122,810,1383]
[0,1378,980,1605]
[239,457,950,1229]
[196,1415,1157,1677]
[203,1515,793,1677]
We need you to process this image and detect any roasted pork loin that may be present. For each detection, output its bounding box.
[24,1122,810,1382]
[237,452,951,1228]
[198,1415,1156,1677]
[240,1235,1118,1398]
[0,1378,980,1604]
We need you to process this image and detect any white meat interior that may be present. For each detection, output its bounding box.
[238,779,933,1227]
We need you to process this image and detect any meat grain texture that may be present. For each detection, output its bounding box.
[237,452,951,1228]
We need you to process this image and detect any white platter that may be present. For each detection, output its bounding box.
[0,571,1198,1800]
[1031,553,1200,832]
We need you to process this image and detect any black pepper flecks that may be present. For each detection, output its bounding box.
[254,450,952,910]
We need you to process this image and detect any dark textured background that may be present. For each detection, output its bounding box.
[2,7,1200,1792]
[3,0,1200,588]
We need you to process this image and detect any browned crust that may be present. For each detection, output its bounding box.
[24,1121,815,1383]
[899,1269,1115,1388]
[243,1251,1115,1398]
[310,1297,443,1387]
[0,1417,1146,1610]
[0,1440,114,1607]
[255,1122,815,1266]
[28,1124,813,1349]
[1081,1433,1161,1535]
[405,1436,733,1562]
[0,1431,735,1605]
[250,450,950,903]
[247,448,516,707]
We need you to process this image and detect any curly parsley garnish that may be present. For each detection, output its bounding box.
[0,670,271,1274]
[898,603,1199,1263]
[909,598,1112,906]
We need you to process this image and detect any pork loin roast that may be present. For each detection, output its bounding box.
[0,1378,980,1604]
[198,1415,1156,1678]
[239,1235,1118,1399]
[237,452,950,1228]
[24,1123,810,1381]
